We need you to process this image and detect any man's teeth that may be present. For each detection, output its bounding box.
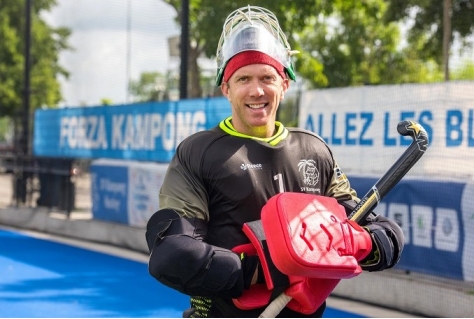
[248,104,265,109]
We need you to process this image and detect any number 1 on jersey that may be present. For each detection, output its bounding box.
[274,173,285,193]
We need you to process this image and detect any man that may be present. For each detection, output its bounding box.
[146,5,404,318]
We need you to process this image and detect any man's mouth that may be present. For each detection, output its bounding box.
[247,103,267,109]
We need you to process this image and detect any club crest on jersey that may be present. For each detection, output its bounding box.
[298,159,319,186]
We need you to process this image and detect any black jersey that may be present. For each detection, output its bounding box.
[157,117,358,317]
[160,117,356,250]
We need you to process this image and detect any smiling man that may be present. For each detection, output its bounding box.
[220,50,289,138]
[145,5,404,318]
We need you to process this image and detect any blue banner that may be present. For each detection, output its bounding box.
[349,176,466,281]
[33,97,231,162]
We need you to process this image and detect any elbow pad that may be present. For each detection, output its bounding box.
[146,209,243,298]
[361,215,405,272]
[145,208,205,252]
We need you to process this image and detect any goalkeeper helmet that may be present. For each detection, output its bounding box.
[215,5,299,86]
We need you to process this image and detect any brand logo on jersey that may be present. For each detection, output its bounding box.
[298,159,319,186]
[241,163,263,170]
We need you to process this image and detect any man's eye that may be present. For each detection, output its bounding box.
[262,76,274,82]
[237,77,248,82]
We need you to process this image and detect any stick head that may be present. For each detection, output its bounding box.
[397,120,429,152]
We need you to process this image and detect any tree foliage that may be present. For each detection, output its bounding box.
[297,0,446,87]
[0,0,70,118]
[129,71,167,102]
[159,0,472,94]
[452,60,474,80]
[384,0,474,64]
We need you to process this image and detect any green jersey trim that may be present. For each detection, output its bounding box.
[218,116,289,146]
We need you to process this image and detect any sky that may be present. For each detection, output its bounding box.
[42,0,185,107]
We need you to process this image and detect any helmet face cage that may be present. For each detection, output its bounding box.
[215,5,298,86]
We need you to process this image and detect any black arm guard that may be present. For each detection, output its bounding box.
[146,209,245,298]
[361,214,405,271]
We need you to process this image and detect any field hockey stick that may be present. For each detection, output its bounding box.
[258,120,429,318]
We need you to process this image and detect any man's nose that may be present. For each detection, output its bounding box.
[249,80,265,97]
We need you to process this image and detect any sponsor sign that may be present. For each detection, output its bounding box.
[34,98,231,162]
[90,159,168,227]
[299,82,474,179]
[90,161,128,224]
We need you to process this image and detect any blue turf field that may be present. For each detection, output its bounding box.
[0,228,365,318]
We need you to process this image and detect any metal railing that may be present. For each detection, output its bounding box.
[0,154,77,216]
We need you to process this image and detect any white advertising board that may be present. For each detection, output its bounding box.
[298,82,474,180]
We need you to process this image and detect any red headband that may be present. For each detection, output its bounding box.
[223,51,286,83]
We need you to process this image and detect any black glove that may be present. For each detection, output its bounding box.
[239,252,259,289]
[361,215,405,272]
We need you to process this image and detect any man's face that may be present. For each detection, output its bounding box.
[221,63,289,138]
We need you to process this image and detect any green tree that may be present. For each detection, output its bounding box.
[0,117,12,142]
[452,60,474,80]
[100,98,114,106]
[129,71,168,102]
[297,0,441,88]
[162,1,466,93]
[0,0,70,118]
[384,0,474,75]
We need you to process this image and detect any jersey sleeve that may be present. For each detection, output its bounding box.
[159,136,210,221]
[324,161,358,202]
[151,133,251,298]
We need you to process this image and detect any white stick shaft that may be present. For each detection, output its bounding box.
[258,293,292,318]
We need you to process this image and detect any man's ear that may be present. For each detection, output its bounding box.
[221,82,230,98]
[280,79,290,101]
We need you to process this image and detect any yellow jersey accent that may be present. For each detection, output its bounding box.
[219,117,289,146]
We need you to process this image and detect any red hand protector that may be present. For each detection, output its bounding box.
[259,192,372,314]
[285,276,339,315]
[281,219,371,314]
[231,243,272,310]
[261,193,372,279]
